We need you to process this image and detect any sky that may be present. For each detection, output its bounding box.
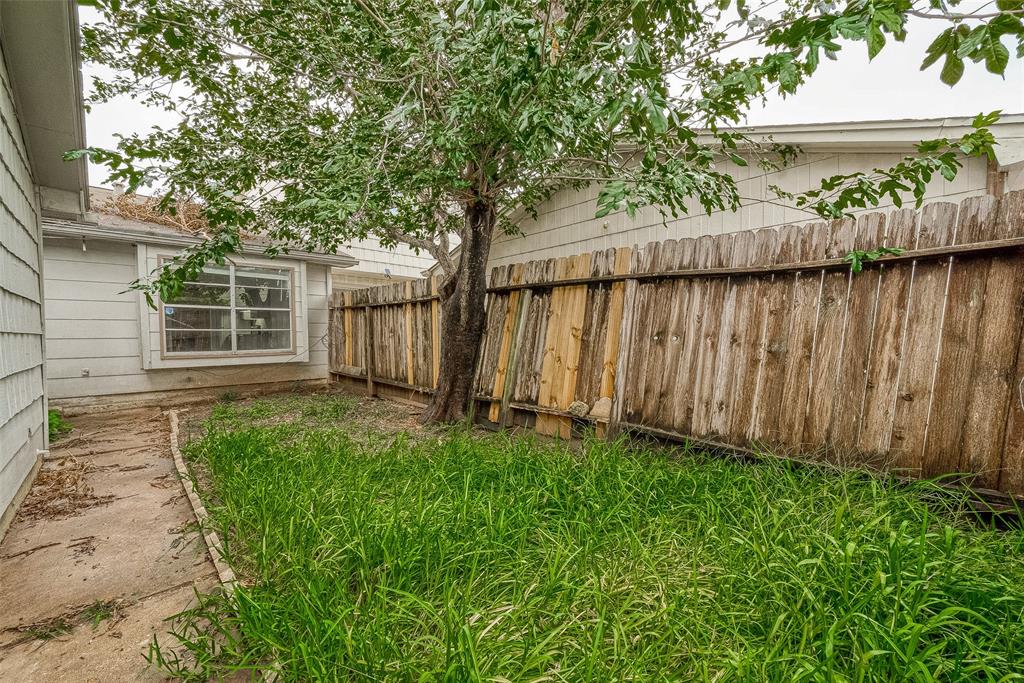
[81,8,1024,188]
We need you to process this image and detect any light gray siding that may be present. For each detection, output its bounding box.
[489,151,992,269]
[0,44,45,520]
[43,237,331,404]
[338,236,435,278]
[331,269,419,292]
[332,235,436,291]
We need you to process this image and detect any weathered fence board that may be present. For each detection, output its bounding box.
[750,224,800,443]
[777,222,827,448]
[330,191,1024,497]
[828,213,887,450]
[857,208,919,458]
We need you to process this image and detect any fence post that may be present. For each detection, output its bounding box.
[363,305,376,397]
[327,291,339,376]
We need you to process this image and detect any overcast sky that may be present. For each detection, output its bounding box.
[81,8,1024,188]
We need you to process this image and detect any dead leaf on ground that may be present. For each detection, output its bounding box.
[17,458,115,522]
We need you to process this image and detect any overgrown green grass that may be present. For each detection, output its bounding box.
[159,398,1024,681]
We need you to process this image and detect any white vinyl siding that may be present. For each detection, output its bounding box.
[488,151,992,269]
[337,236,435,278]
[43,237,331,401]
[331,234,437,292]
[0,46,45,519]
[332,269,419,292]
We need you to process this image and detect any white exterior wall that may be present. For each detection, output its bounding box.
[43,237,332,403]
[332,235,435,291]
[489,151,991,269]
[0,47,45,520]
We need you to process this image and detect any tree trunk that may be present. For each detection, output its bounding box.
[420,199,495,424]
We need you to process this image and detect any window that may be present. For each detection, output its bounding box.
[162,263,295,356]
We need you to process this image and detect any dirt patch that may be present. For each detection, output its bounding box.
[179,388,440,449]
[16,458,116,522]
[149,472,179,489]
[67,536,97,558]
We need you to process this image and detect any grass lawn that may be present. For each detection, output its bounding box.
[161,392,1024,681]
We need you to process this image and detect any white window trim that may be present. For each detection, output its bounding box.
[137,245,310,370]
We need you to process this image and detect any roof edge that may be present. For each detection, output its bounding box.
[41,218,359,269]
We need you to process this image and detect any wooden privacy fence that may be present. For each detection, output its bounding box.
[330,191,1024,497]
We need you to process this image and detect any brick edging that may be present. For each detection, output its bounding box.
[167,409,236,592]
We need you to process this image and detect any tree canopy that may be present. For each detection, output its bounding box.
[77,0,1019,296]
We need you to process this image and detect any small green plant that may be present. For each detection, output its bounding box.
[81,600,118,630]
[845,246,905,273]
[217,390,240,403]
[47,409,71,442]
[21,617,72,641]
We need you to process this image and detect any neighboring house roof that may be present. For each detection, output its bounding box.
[0,0,89,219]
[41,187,358,269]
[713,114,1024,161]
[425,114,1024,275]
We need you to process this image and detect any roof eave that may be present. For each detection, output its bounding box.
[0,0,89,218]
[41,218,359,269]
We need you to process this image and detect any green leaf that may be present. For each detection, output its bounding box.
[940,54,965,86]
[921,29,952,70]
[163,27,183,49]
[867,24,886,60]
[956,26,988,58]
[642,94,668,134]
[973,110,1002,128]
[983,37,1010,74]
[727,153,747,167]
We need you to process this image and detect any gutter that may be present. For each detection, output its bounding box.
[66,0,89,213]
[41,218,359,269]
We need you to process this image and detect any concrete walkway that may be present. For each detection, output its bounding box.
[0,408,218,681]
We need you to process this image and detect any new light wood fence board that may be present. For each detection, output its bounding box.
[329,192,1024,497]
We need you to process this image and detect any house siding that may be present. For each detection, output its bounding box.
[488,151,993,269]
[332,235,435,291]
[0,45,46,522]
[43,237,332,404]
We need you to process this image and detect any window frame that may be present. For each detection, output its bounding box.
[157,257,298,360]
